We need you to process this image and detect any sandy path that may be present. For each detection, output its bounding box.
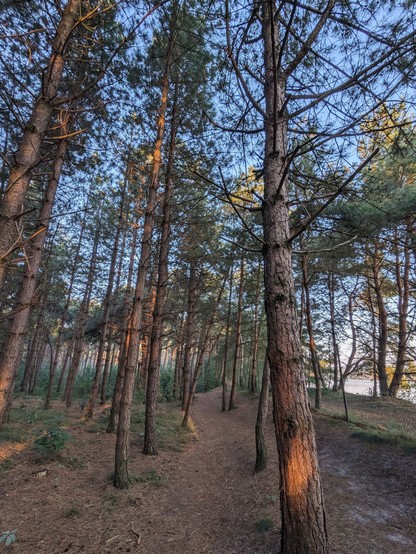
[1,388,415,553]
[131,389,279,554]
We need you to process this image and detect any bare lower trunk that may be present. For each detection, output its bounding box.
[84,181,126,419]
[182,278,226,428]
[372,241,388,396]
[262,4,328,551]
[250,261,261,393]
[114,28,174,487]
[328,273,339,392]
[229,255,244,411]
[389,224,411,397]
[255,356,270,473]
[222,262,233,411]
[64,220,100,407]
[181,261,197,411]
[301,249,321,410]
[143,91,177,455]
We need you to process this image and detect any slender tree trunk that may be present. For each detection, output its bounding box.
[261,3,328,551]
[107,212,139,431]
[56,340,73,393]
[45,195,85,408]
[222,262,233,411]
[389,225,411,397]
[143,88,178,455]
[372,241,388,395]
[0,133,69,423]
[250,260,261,393]
[328,273,339,392]
[181,261,197,411]
[114,24,175,487]
[301,249,321,409]
[229,255,244,411]
[64,219,100,407]
[84,181,126,418]
[255,356,270,473]
[0,0,81,291]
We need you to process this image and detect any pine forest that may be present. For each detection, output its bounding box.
[1,1,416,553]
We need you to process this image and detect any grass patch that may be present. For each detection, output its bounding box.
[0,425,30,443]
[351,427,416,452]
[134,469,163,487]
[254,518,274,533]
[317,390,416,442]
[131,402,194,453]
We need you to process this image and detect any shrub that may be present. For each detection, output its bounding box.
[34,427,70,458]
[0,529,17,547]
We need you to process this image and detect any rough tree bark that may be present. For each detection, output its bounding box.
[0,0,81,291]
[0,129,70,424]
[261,2,328,551]
[254,356,270,473]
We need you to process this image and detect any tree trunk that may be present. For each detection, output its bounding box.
[143,86,178,455]
[64,219,100,407]
[255,356,270,473]
[222,262,234,411]
[389,224,411,396]
[182,277,226,428]
[181,261,197,411]
[328,273,339,392]
[107,211,139,431]
[372,241,388,396]
[261,3,328,551]
[0,0,81,291]
[114,25,175,487]
[301,249,322,410]
[0,132,69,423]
[84,180,126,418]
[229,255,244,411]
[250,260,262,393]
[45,193,86,408]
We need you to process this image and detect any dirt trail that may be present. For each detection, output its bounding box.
[1,388,415,553]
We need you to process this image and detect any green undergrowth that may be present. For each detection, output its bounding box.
[132,401,193,453]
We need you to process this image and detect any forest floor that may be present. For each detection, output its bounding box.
[0,388,415,553]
